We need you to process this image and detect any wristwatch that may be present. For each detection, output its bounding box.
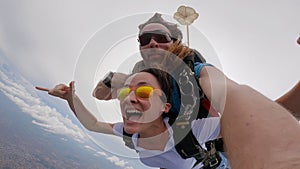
[102,71,114,88]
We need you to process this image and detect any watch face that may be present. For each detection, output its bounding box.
[103,72,114,88]
[103,71,112,80]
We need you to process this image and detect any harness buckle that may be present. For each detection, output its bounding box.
[202,141,222,169]
[208,157,219,167]
[180,144,207,160]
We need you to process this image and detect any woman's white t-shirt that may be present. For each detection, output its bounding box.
[113,117,221,169]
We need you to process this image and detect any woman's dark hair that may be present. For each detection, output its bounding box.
[140,68,173,103]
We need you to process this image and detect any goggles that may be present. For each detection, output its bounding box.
[138,31,173,46]
[117,86,162,101]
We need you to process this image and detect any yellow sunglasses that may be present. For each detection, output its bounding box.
[117,86,162,101]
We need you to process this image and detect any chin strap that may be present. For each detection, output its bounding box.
[122,128,137,152]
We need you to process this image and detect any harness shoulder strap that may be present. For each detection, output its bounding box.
[171,56,223,168]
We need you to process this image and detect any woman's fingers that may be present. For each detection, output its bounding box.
[69,81,75,92]
[35,82,74,100]
[36,84,69,97]
[35,86,50,92]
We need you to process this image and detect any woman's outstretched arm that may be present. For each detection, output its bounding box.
[36,81,114,135]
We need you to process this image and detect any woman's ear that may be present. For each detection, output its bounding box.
[162,103,171,113]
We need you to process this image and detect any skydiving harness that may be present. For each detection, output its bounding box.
[122,55,224,169]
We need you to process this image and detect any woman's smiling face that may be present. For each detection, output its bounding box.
[119,72,170,135]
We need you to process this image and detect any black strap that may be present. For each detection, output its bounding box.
[192,48,206,63]
[122,128,136,151]
[207,138,224,152]
[174,130,223,169]
[172,56,223,168]
[183,55,212,119]
[174,130,207,160]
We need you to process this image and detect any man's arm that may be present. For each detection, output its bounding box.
[199,66,300,169]
[276,81,300,120]
[93,72,129,100]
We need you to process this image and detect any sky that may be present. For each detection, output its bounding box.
[0,0,299,168]
[1,0,299,98]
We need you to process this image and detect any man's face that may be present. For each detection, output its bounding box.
[139,23,174,64]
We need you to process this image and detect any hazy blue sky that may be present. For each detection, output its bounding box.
[0,0,299,168]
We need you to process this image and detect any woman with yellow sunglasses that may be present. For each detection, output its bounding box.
[36,68,229,169]
[36,64,300,169]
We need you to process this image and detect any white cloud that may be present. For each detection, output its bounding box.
[89,145,137,169]
[84,145,97,152]
[124,167,135,169]
[95,151,107,157]
[0,70,41,105]
[60,137,68,141]
[0,67,86,142]
[107,156,128,168]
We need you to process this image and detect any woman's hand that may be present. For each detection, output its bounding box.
[35,81,75,101]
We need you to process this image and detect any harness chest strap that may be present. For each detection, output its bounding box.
[172,119,223,169]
